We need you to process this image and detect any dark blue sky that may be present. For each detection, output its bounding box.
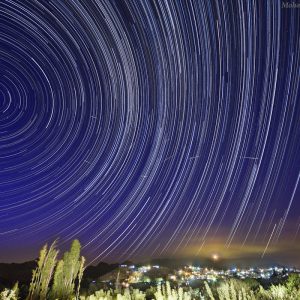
[0,0,300,266]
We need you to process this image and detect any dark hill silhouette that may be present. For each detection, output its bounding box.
[84,261,119,279]
[120,260,133,265]
[0,260,119,285]
[0,260,37,285]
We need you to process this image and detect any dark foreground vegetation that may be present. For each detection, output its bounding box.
[0,240,300,299]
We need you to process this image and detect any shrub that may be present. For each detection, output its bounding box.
[25,239,85,300]
[27,241,58,300]
[0,283,19,300]
[51,239,85,300]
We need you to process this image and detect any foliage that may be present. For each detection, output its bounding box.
[242,279,260,292]
[286,273,300,292]
[25,239,85,300]
[204,281,215,300]
[0,289,18,300]
[0,282,19,300]
[27,241,59,300]
[216,279,256,300]
[51,239,85,300]
[80,288,146,300]
[153,282,206,300]
[257,282,300,300]
[77,256,86,300]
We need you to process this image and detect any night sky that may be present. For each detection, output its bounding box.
[0,0,300,266]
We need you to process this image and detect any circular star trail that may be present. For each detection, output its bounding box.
[0,0,300,264]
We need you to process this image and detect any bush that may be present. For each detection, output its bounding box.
[26,239,85,300]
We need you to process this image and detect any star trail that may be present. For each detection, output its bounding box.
[0,0,300,265]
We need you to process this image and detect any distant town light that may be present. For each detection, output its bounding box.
[212,254,219,261]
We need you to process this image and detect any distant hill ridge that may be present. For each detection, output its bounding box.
[0,260,119,285]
